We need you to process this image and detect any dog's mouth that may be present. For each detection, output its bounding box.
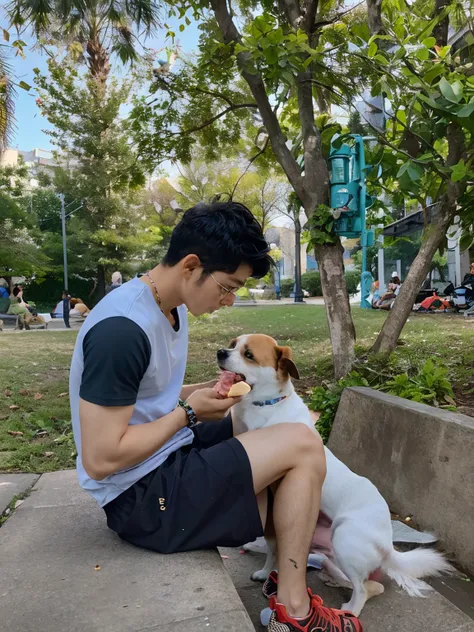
[217,366,246,382]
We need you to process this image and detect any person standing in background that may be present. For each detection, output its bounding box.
[62,290,71,329]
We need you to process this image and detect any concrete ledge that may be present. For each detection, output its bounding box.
[328,387,474,574]
[0,471,254,632]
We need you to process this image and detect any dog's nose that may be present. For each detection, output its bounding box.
[217,349,228,362]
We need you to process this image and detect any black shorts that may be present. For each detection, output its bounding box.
[103,416,264,553]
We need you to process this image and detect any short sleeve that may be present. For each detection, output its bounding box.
[79,317,151,407]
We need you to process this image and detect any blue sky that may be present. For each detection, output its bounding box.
[7,17,201,151]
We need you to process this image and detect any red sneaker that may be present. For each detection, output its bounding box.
[267,590,363,632]
[262,570,278,599]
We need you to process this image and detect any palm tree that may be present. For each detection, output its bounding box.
[7,1,162,83]
[0,50,14,154]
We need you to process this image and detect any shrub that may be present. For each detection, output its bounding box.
[344,270,360,297]
[307,359,455,443]
[301,271,321,296]
[280,278,294,298]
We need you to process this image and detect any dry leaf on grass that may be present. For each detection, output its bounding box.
[57,392,68,398]
[19,389,29,395]
[8,405,20,410]
[7,430,24,437]
[33,393,44,400]
[4,390,12,397]
[44,451,55,457]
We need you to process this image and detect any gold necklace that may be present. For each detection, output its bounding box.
[144,271,162,307]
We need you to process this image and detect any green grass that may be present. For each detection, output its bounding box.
[1,306,473,473]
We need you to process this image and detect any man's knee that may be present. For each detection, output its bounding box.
[282,423,326,476]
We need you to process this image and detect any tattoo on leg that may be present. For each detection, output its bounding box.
[289,558,298,569]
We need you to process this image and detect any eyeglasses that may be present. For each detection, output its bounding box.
[209,273,240,297]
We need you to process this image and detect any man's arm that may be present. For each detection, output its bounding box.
[80,387,240,480]
[80,399,188,480]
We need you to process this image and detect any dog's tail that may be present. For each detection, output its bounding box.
[382,547,453,597]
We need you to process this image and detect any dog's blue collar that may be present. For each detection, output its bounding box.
[252,396,287,407]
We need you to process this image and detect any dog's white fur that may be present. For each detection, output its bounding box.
[221,334,452,616]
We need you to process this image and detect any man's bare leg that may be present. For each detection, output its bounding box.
[236,423,326,618]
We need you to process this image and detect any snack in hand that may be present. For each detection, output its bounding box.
[227,381,251,397]
[215,370,251,398]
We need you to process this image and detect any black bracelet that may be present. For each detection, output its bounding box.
[178,398,198,428]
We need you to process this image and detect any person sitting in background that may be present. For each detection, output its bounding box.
[0,278,9,300]
[370,280,381,308]
[463,262,474,285]
[376,276,401,310]
[11,286,39,316]
[106,271,122,294]
[7,293,33,329]
[70,298,90,318]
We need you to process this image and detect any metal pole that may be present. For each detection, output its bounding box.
[294,215,304,303]
[60,193,68,291]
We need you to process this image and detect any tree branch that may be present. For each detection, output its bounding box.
[209,0,307,206]
[173,103,258,136]
[282,0,302,28]
[302,0,319,33]
[230,136,270,200]
[376,135,448,180]
[297,68,329,209]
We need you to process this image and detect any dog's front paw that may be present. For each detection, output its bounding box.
[251,569,269,582]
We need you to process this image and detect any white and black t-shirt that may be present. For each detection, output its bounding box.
[69,277,193,507]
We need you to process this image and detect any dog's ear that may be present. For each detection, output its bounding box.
[228,338,237,349]
[276,346,300,380]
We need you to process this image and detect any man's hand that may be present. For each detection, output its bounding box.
[186,387,241,421]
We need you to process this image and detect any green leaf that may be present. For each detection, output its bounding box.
[422,37,436,48]
[396,109,407,125]
[423,64,444,84]
[439,77,462,103]
[374,54,389,65]
[3,29,10,42]
[368,41,377,58]
[456,98,474,117]
[416,47,429,61]
[351,22,370,43]
[179,24,185,32]
[417,6,451,41]
[18,81,31,91]
[450,159,467,182]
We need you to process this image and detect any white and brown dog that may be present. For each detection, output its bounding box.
[217,334,452,616]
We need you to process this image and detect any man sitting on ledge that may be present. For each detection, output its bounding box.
[69,201,363,632]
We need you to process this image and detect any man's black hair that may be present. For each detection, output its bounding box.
[163,202,273,278]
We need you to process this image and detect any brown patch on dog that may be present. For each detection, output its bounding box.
[276,346,300,380]
[235,334,300,380]
[240,334,281,369]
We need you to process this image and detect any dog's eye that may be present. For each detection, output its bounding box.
[244,349,255,361]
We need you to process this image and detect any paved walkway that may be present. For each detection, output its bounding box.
[0,471,254,632]
[220,546,474,631]
[1,471,473,632]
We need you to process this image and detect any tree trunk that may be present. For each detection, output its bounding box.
[371,208,452,354]
[366,0,384,37]
[314,241,356,379]
[86,38,110,84]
